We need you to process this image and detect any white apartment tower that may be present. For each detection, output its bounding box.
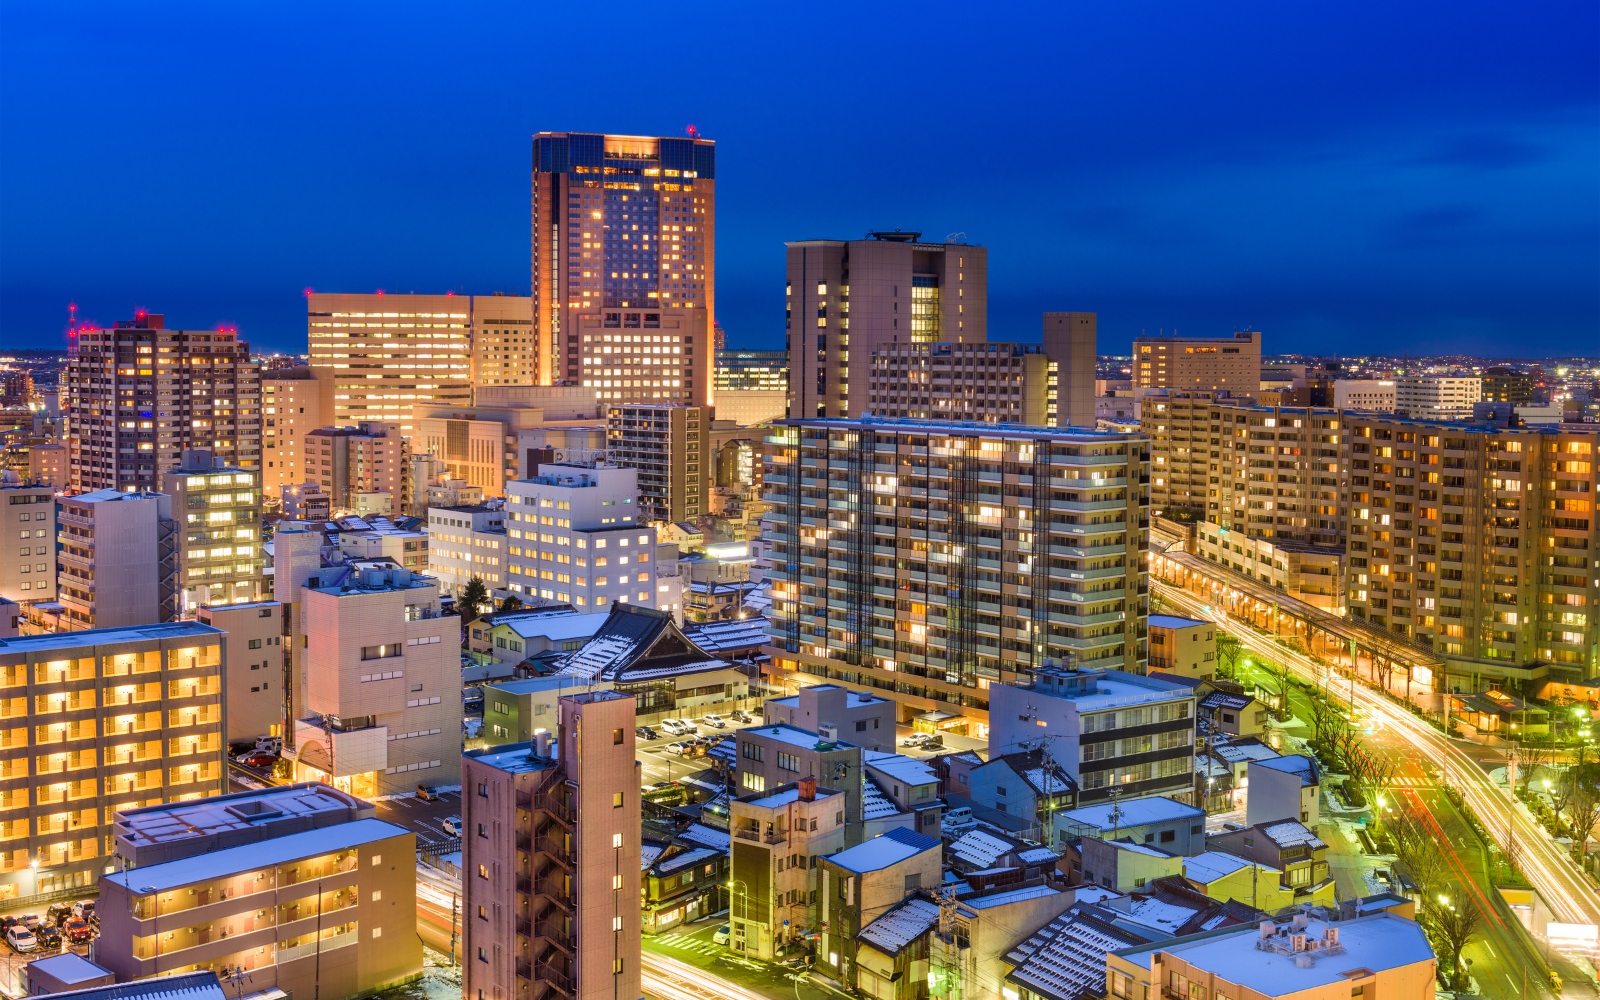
[504,458,657,611]
[1394,376,1482,420]
[0,478,56,605]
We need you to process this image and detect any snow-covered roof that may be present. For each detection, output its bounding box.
[864,751,939,788]
[960,884,1062,912]
[496,611,610,642]
[1262,820,1327,850]
[1182,851,1277,884]
[1123,896,1203,935]
[825,828,939,874]
[642,841,667,872]
[1107,839,1172,859]
[1251,754,1320,786]
[22,951,111,986]
[1200,691,1254,711]
[948,829,1022,869]
[740,724,858,752]
[678,824,731,851]
[861,776,904,821]
[39,972,228,1000]
[1112,912,1435,992]
[1018,846,1059,865]
[653,846,720,876]
[856,896,941,955]
[1060,795,1204,833]
[1005,908,1149,1000]
[1212,740,1281,765]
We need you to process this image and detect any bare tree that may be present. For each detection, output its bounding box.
[1424,900,1481,991]
[1216,634,1242,680]
[1570,780,1600,856]
[1551,769,1579,835]
[1392,815,1448,897]
[1509,742,1552,795]
[1265,658,1294,721]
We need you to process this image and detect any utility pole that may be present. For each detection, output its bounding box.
[450,890,459,966]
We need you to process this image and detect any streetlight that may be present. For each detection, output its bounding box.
[726,879,750,953]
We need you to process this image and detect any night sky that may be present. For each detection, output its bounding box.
[1,1,1595,357]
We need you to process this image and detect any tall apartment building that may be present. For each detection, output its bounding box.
[606,404,707,522]
[262,367,334,496]
[762,418,1149,729]
[64,313,261,491]
[100,811,421,1000]
[305,423,403,511]
[1132,331,1261,395]
[573,308,711,407]
[868,343,1051,425]
[1394,376,1482,420]
[1043,311,1099,427]
[472,293,538,386]
[504,459,658,610]
[1144,390,1346,547]
[0,479,55,604]
[531,131,716,387]
[427,504,508,602]
[1341,416,1600,691]
[462,691,642,1000]
[786,233,987,419]
[291,565,462,797]
[306,293,473,436]
[162,450,264,612]
[1332,379,1397,412]
[1481,366,1537,404]
[714,350,788,426]
[0,621,226,899]
[57,489,178,630]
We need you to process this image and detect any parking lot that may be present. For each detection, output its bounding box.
[374,789,464,852]
[0,904,99,994]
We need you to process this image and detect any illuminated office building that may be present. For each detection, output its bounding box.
[1132,332,1261,395]
[531,132,716,393]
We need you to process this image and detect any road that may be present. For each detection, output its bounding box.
[1160,579,1599,995]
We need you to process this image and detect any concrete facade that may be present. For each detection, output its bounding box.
[728,779,847,960]
[868,342,1050,426]
[504,460,658,611]
[606,404,708,522]
[262,368,334,496]
[762,684,897,752]
[427,505,508,602]
[1132,331,1261,395]
[196,601,285,743]
[1042,312,1098,428]
[56,489,178,630]
[0,481,55,605]
[163,452,265,613]
[1146,615,1215,677]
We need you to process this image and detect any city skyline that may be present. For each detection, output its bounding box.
[1,2,1595,358]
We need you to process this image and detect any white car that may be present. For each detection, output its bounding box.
[6,926,36,953]
[713,924,731,946]
[442,816,463,837]
[700,714,728,729]
[942,807,977,835]
[659,719,688,736]
[664,742,692,756]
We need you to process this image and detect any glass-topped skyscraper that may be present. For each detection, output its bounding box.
[531,132,715,406]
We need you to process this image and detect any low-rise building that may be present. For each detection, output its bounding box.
[1207,819,1334,904]
[988,667,1196,807]
[642,831,730,935]
[484,609,608,665]
[864,752,944,839]
[1057,796,1207,856]
[480,677,575,746]
[728,777,848,959]
[1180,851,1293,911]
[1146,615,1215,677]
[1107,911,1436,1000]
[1192,523,1345,612]
[855,895,943,1000]
[1199,690,1267,739]
[734,723,862,824]
[816,828,943,989]
[966,749,1078,846]
[281,482,332,521]
[113,782,374,869]
[1246,754,1321,828]
[558,602,747,718]
[22,952,116,994]
[1079,838,1181,893]
[763,684,896,752]
[97,818,422,1000]
[932,882,1073,1000]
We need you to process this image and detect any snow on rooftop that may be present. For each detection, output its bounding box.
[1006,909,1147,1000]
[961,883,1062,911]
[1213,741,1282,764]
[498,611,609,642]
[1252,754,1319,786]
[1183,851,1277,884]
[103,819,409,895]
[826,828,939,874]
[1262,821,1327,850]
[1061,795,1204,832]
[949,829,1019,869]
[559,634,639,681]
[23,951,110,985]
[864,751,938,787]
[1110,840,1172,858]
[641,842,667,872]
[857,897,941,955]
[654,846,720,875]
[1148,615,1209,629]
[741,724,858,752]
[1113,913,1434,992]
[1124,896,1201,935]
[861,777,903,821]
[1018,847,1059,865]
[678,824,731,851]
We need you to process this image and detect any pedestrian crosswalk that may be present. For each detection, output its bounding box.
[1389,776,1432,788]
[650,932,723,956]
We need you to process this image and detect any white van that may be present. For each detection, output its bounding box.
[941,807,976,835]
[6,925,36,953]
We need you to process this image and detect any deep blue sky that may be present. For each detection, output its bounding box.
[2,1,1596,357]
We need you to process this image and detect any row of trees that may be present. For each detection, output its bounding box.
[1392,813,1480,990]
[1306,688,1396,810]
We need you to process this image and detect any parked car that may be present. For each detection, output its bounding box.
[20,914,39,930]
[46,903,72,927]
[920,735,944,750]
[659,719,692,736]
[442,816,463,837]
[417,785,440,802]
[636,726,659,741]
[34,924,60,949]
[6,926,36,953]
[64,917,92,944]
[241,752,277,769]
[713,924,731,946]
[730,710,754,724]
[942,806,977,834]
[900,734,930,749]
[699,714,728,729]
[663,742,692,756]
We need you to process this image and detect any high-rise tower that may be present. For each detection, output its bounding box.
[531,132,715,403]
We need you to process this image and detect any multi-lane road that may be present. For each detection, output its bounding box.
[1157,579,1599,994]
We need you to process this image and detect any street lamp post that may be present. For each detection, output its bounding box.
[726,879,750,954]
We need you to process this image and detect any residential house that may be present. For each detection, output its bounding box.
[817,828,943,990]
[728,777,848,960]
[1246,754,1321,828]
[967,749,1079,847]
[764,684,897,752]
[864,752,943,839]
[855,896,942,1000]
[1056,796,1207,856]
[1206,819,1335,904]
[1079,839,1181,894]
[1181,851,1294,912]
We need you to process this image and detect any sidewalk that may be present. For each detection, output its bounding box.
[643,913,836,1000]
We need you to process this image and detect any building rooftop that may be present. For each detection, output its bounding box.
[114,783,369,852]
[948,828,1026,870]
[825,827,940,874]
[1260,820,1327,851]
[1005,907,1151,1000]
[1021,667,1195,711]
[1112,912,1434,993]
[739,723,859,753]
[778,416,1146,442]
[1252,754,1320,787]
[495,611,610,643]
[959,883,1063,911]
[102,818,409,895]
[1148,615,1210,629]
[740,784,842,810]
[23,952,111,986]
[1183,851,1278,884]
[864,751,939,788]
[0,621,223,656]
[465,741,561,776]
[857,896,941,956]
[32,972,227,1000]
[559,603,728,683]
[1060,796,1205,834]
